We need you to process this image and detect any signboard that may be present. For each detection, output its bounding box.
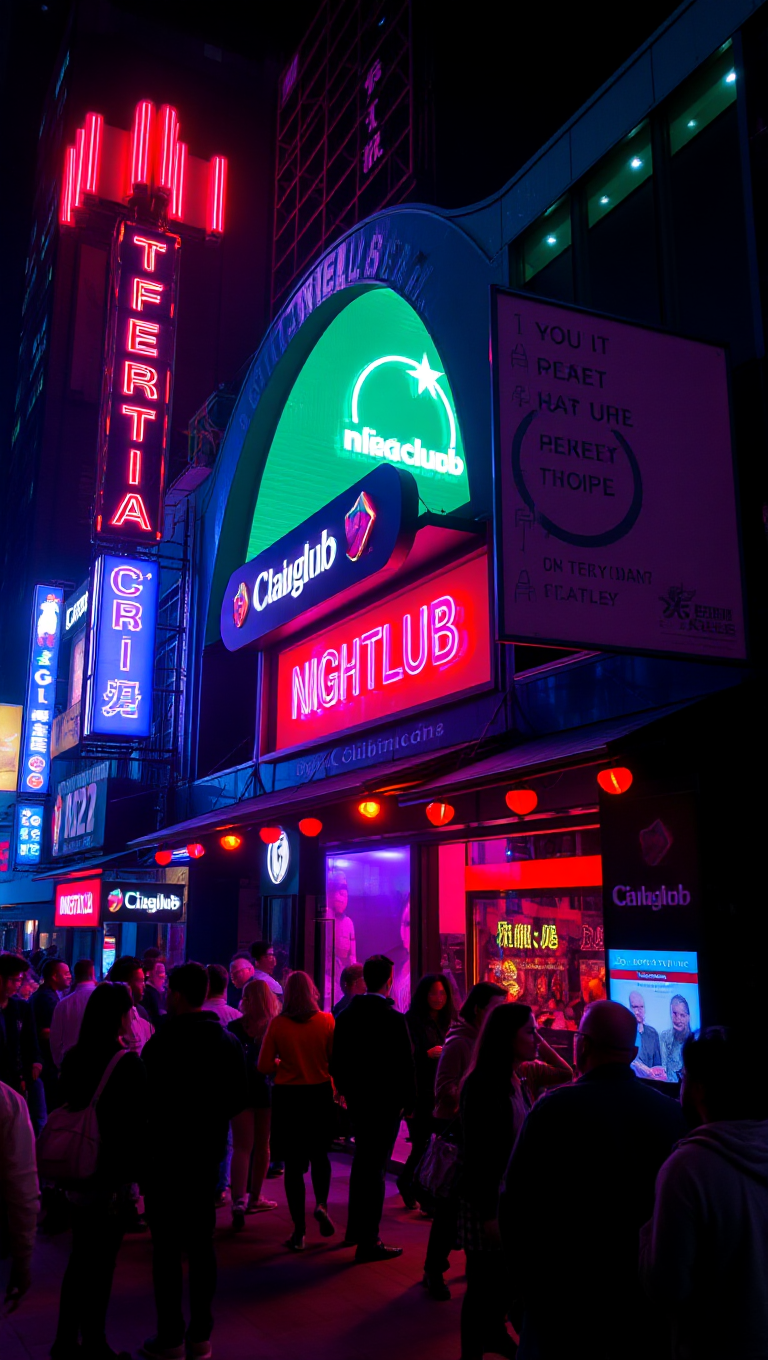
[52,760,109,858]
[62,581,89,639]
[84,554,158,739]
[601,790,700,951]
[14,805,44,866]
[94,222,180,542]
[608,948,701,1083]
[259,828,299,895]
[18,585,64,795]
[55,878,101,928]
[493,290,746,659]
[267,552,492,755]
[222,465,419,651]
[0,841,9,873]
[0,705,22,791]
[51,701,81,759]
[102,879,185,923]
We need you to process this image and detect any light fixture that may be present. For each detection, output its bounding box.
[629,156,643,170]
[599,195,610,205]
[597,767,633,795]
[259,826,282,844]
[298,818,323,837]
[426,801,455,827]
[220,833,243,850]
[186,843,205,859]
[358,799,381,820]
[545,234,557,245]
[505,789,538,816]
[687,119,697,129]
[154,849,172,866]
[725,69,736,84]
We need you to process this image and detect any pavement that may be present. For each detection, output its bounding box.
[1,1155,471,1360]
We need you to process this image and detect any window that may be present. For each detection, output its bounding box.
[519,197,573,301]
[585,122,660,325]
[669,42,737,155]
[586,123,652,227]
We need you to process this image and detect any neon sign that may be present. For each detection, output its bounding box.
[18,584,64,795]
[268,553,491,755]
[84,554,159,739]
[14,805,44,867]
[344,354,464,478]
[497,921,559,950]
[55,878,101,929]
[94,223,180,542]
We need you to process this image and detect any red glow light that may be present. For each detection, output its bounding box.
[60,144,77,225]
[74,127,86,208]
[597,766,633,795]
[298,818,323,837]
[220,833,243,851]
[207,155,227,235]
[358,800,381,820]
[505,788,539,816]
[186,842,205,859]
[465,855,603,892]
[157,105,179,193]
[83,113,103,194]
[131,100,155,189]
[154,849,173,866]
[259,826,282,845]
[171,142,187,220]
[426,801,454,827]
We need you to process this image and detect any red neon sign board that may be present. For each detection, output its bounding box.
[94,222,180,542]
[270,554,492,754]
[464,855,603,892]
[55,878,101,929]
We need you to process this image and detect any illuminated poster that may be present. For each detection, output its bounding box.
[94,222,180,542]
[18,585,64,795]
[102,880,185,923]
[0,705,22,791]
[608,948,701,1083]
[324,848,410,1011]
[268,553,492,755]
[55,878,101,929]
[601,790,700,951]
[493,290,746,659]
[51,761,109,858]
[14,804,44,867]
[84,555,158,739]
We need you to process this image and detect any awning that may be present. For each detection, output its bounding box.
[33,849,145,881]
[398,702,693,804]
[0,876,55,908]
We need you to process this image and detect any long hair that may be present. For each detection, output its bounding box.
[462,1002,532,1091]
[241,977,280,1038]
[77,982,133,1053]
[281,970,320,1023]
[408,972,456,1036]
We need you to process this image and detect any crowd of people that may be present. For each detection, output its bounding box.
[1,938,767,1360]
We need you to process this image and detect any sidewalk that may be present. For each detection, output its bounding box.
[2,1157,467,1360]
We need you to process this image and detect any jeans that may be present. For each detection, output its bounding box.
[284,1151,331,1235]
[346,1108,401,1247]
[461,1250,513,1360]
[145,1177,218,1345]
[424,1189,459,1275]
[56,1197,125,1349]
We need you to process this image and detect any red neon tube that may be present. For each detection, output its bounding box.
[207,155,227,235]
[464,855,603,892]
[60,145,77,225]
[157,105,179,193]
[131,99,155,189]
[170,142,187,219]
[83,112,103,195]
[74,127,85,208]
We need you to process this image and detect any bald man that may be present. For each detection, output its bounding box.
[501,1001,686,1360]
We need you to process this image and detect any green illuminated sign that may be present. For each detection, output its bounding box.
[247,289,469,560]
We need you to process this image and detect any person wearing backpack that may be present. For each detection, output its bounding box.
[50,981,147,1360]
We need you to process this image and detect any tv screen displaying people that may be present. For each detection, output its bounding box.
[607,949,700,1082]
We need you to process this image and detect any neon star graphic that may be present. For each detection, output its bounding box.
[408,353,443,397]
[349,353,457,456]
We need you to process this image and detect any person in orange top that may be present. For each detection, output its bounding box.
[257,971,335,1251]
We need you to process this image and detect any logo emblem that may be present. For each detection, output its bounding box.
[345,491,376,561]
[233,582,250,628]
[107,889,123,913]
[639,819,674,867]
[266,830,290,885]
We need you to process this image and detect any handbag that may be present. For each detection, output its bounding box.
[36,1049,127,1183]
[415,1125,462,1199]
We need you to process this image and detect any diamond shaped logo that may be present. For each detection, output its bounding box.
[345,491,376,561]
[233,582,250,629]
[639,818,673,867]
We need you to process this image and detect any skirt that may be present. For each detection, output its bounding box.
[270,1081,335,1167]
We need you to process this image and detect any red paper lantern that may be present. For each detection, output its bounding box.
[358,799,381,819]
[220,833,243,851]
[505,789,538,816]
[186,843,205,859]
[154,848,172,866]
[426,801,455,827]
[298,818,323,837]
[597,766,633,795]
[259,826,282,844]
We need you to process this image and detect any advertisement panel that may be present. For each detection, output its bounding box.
[268,553,492,755]
[51,760,109,858]
[55,877,101,928]
[493,290,745,659]
[14,804,44,867]
[62,581,89,639]
[601,790,700,951]
[608,948,701,1083]
[0,704,22,791]
[18,585,64,795]
[101,880,185,923]
[84,555,158,739]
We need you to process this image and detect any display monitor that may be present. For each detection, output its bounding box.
[607,948,700,1083]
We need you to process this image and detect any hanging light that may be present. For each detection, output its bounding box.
[597,766,633,795]
[154,848,172,866]
[220,833,243,850]
[358,799,381,819]
[505,789,538,816]
[426,801,455,827]
[186,843,205,859]
[298,818,323,837]
[259,826,282,844]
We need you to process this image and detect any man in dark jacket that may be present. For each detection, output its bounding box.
[0,955,42,1133]
[331,953,416,1262]
[30,956,70,1111]
[502,1000,686,1360]
[140,962,247,1360]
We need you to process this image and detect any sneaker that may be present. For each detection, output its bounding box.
[140,1340,185,1360]
[313,1206,335,1237]
[246,1197,278,1213]
[187,1343,212,1360]
[232,1198,247,1232]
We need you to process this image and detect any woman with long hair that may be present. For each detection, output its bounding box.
[227,979,281,1230]
[398,972,456,1208]
[257,970,335,1251]
[52,982,147,1360]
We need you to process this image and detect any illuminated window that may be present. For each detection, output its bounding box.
[586,123,652,228]
[520,197,571,284]
[668,42,737,155]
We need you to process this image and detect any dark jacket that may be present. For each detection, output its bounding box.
[460,1070,526,1223]
[0,997,41,1091]
[59,1041,147,1189]
[330,993,416,1116]
[30,984,59,1081]
[142,983,166,1030]
[141,1010,248,1182]
[406,1011,447,1118]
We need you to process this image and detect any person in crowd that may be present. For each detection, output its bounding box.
[229,952,255,997]
[424,981,507,1299]
[107,958,153,1053]
[250,942,284,998]
[50,959,97,1068]
[331,963,365,1019]
[0,1076,39,1312]
[0,954,42,1099]
[227,979,281,1228]
[17,967,40,1000]
[257,970,335,1252]
[141,963,247,1360]
[502,1000,687,1360]
[141,953,167,1030]
[31,956,71,1110]
[330,953,416,1262]
[628,989,665,1079]
[640,1026,768,1359]
[391,899,411,1014]
[660,993,692,1083]
[398,972,456,1208]
[52,982,147,1360]
[202,963,242,1025]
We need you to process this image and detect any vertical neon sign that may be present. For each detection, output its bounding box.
[84,554,159,739]
[18,584,64,796]
[94,222,180,542]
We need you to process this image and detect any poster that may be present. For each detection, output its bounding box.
[601,790,700,951]
[493,290,746,659]
[0,705,22,791]
[608,947,701,1082]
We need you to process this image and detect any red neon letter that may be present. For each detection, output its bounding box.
[207,155,227,235]
[83,113,103,194]
[132,278,164,312]
[171,142,187,220]
[131,100,155,189]
[121,405,156,442]
[123,361,159,400]
[127,318,159,356]
[111,493,152,531]
[128,449,141,485]
[157,106,179,193]
[132,235,168,273]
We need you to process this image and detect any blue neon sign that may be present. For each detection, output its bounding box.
[84,554,158,739]
[14,803,44,866]
[18,584,64,796]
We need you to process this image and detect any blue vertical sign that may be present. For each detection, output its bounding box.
[18,584,64,795]
[14,804,44,866]
[84,554,158,738]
